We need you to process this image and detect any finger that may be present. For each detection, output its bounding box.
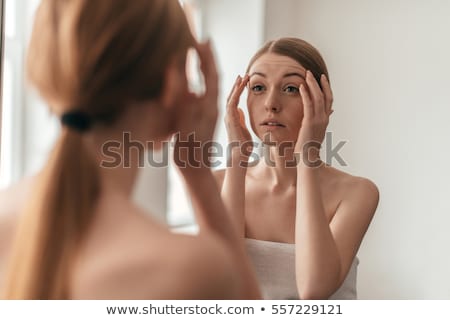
[300,84,313,119]
[238,108,246,127]
[227,75,241,103]
[197,40,219,99]
[320,74,334,115]
[177,91,197,127]
[305,70,325,115]
[228,74,249,110]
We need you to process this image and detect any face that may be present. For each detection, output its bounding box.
[247,53,307,145]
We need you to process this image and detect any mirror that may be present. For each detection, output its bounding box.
[0,0,449,299]
[198,0,450,299]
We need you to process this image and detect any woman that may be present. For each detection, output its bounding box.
[0,0,260,299]
[215,38,379,299]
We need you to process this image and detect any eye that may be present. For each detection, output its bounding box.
[251,84,265,92]
[283,85,300,93]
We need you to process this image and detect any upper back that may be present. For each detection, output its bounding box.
[70,196,238,299]
[1,179,238,299]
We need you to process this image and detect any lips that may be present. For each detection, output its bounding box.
[260,119,286,127]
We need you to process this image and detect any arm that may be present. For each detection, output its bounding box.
[220,75,252,236]
[295,164,341,299]
[294,72,379,299]
[174,42,260,299]
[180,168,260,299]
[296,165,379,299]
[221,159,247,236]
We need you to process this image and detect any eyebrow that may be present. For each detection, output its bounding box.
[284,72,306,80]
[249,72,305,80]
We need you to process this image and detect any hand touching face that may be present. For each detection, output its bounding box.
[246,53,333,152]
[295,70,333,158]
[172,40,220,170]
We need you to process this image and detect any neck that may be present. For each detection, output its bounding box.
[85,131,140,198]
[260,143,325,188]
[84,101,170,198]
[259,144,297,188]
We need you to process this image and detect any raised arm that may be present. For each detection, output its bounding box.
[220,74,252,236]
[173,41,260,299]
[294,71,379,299]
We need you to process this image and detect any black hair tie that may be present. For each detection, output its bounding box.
[61,110,92,132]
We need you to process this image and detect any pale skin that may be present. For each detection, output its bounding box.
[0,42,260,299]
[215,53,379,299]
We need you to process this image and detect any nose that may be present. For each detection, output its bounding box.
[264,89,281,113]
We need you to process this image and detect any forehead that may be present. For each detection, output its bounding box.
[249,53,306,76]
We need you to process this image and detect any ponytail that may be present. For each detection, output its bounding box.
[3,0,194,299]
[4,129,99,299]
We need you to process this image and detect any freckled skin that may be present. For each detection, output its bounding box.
[247,53,308,145]
[216,51,379,299]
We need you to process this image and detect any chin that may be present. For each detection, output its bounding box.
[258,131,295,147]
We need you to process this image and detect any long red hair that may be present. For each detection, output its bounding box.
[4,0,193,299]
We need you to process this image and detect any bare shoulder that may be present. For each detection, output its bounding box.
[72,215,238,299]
[342,172,379,209]
[326,166,379,215]
[0,177,36,293]
[162,233,238,299]
[0,212,17,263]
[0,177,36,270]
[0,211,17,292]
[0,176,35,217]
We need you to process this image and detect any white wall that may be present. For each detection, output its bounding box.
[262,0,450,299]
[166,0,267,226]
[201,0,450,300]
[5,0,449,299]
[199,0,265,148]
